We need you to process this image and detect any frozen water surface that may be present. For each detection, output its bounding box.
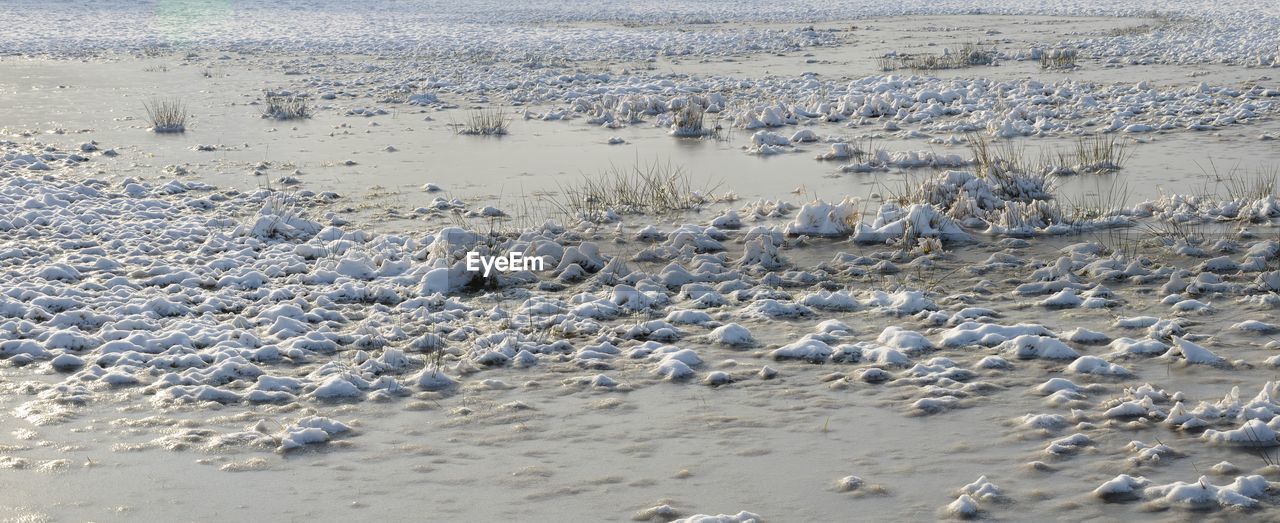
[2,1,1280,521]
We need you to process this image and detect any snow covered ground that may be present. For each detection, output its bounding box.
[2,1,1280,521]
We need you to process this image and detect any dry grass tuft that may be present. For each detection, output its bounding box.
[1043,135,1129,175]
[143,98,188,133]
[1040,48,1079,69]
[547,159,723,218]
[457,107,511,136]
[263,94,310,120]
[878,43,997,72]
[671,100,710,137]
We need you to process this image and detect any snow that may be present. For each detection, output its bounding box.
[1018,413,1068,430]
[672,512,762,523]
[862,290,936,316]
[1203,419,1280,447]
[655,358,696,380]
[709,323,756,347]
[48,353,85,371]
[413,366,459,391]
[1063,327,1110,344]
[1234,320,1280,334]
[703,371,733,386]
[783,199,856,237]
[1143,475,1276,510]
[835,475,863,492]
[945,494,981,518]
[1163,336,1226,366]
[310,375,364,399]
[999,335,1079,360]
[770,336,833,362]
[1093,474,1150,500]
[1066,356,1131,376]
[278,427,330,450]
[1044,433,1092,455]
[942,322,1053,347]
[1107,337,1170,357]
[876,326,934,353]
[959,476,1005,502]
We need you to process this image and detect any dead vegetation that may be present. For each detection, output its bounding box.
[262,94,311,120]
[143,97,188,133]
[1043,135,1129,175]
[1039,48,1079,69]
[546,159,725,218]
[457,107,511,136]
[877,43,998,72]
[671,100,709,137]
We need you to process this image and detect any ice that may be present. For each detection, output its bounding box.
[1063,327,1110,344]
[783,199,856,237]
[311,375,365,399]
[942,322,1054,347]
[655,358,696,380]
[1126,440,1179,463]
[412,366,459,391]
[1203,419,1280,447]
[635,505,681,521]
[1107,337,1169,357]
[1162,336,1226,366]
[835,475,864,492]
[703,371,733,386]
[1018,413,1067,432]
[708,323,756,347]
[278,416,350,451]
[815,142,859,161]
[999,335,1079,360]
[1044,433,1092,455]
[801,291,862,312]
[1066,356,1131,376]
[3,1,1280,519]
[945,494,981,518]
[770,336,833,362]
[47,353,85,371]
[1143,475,1276,510]
[959,475,1005,502]
[672,512,762,523]
[876,326,934,353]
[975,356,1013,370]
[739,299,812,319]
[1038,288,1083,308]
[1093,474,1150,500]
[1233,320,1280,334]
[862,290,936,316]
